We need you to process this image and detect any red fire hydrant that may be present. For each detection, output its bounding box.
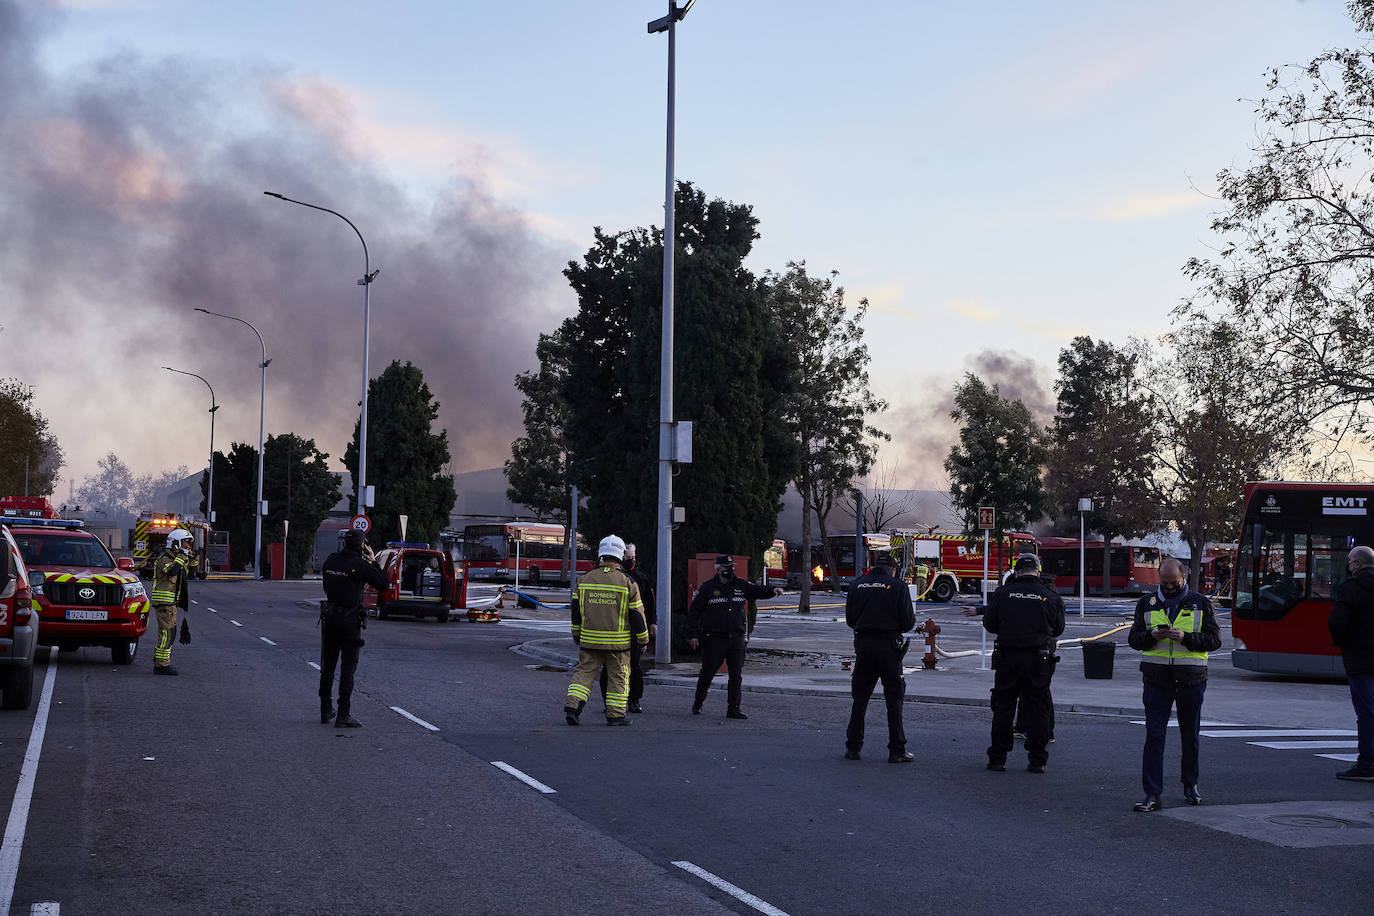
[920,618,940,670]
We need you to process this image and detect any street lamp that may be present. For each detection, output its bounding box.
[194,308,269,578]
[647,0,696,665]
[263,191,378,519]
[1077,497,1092,618]
[163,367,219,526]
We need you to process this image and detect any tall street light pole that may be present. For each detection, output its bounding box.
[263,191,378,519]
[195,308,269,578]
[647,0,696,666]
[163,367,219,526]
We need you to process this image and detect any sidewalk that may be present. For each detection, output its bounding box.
[511,626,1356,729]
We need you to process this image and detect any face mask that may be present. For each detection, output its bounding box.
[624,557,636,570]
[719,568,734,581]
[1160,582,1184,599]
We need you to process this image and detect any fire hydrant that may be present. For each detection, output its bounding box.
[920,617,940,670]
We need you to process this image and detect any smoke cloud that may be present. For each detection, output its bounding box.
[0,2,571,488]
[880,348,1055,489]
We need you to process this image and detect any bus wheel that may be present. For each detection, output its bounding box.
[527,567,541,587]
[931,579,956,603]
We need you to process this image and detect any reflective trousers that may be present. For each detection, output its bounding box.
[320,617,363,717]
[600,638,645,704]
[153,604,178,669]
[1141,678,1206,795]
[694,633,746,712]
[846,634,907,753]
[568,649,629,719]
[989,648,1054,767]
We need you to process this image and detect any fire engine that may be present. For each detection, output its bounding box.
[130,511,216,579]
[889,528,1038,602]
[2,496,150,665]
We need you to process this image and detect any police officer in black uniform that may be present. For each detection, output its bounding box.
[320,529,389,728]
[983,553,1065,773]
[686,555,783,719]
[844,550,917,763]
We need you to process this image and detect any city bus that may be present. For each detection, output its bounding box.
[461,522,593,586]
[1232,481,1370,677]
[1035,538,1161,596]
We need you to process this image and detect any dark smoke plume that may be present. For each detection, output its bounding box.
[0,1,569,483]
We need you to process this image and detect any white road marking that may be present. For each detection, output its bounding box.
[490,761,556,794]
[1249,741,1359,750]
[1130,720,1248,728]
[1199,729,1357,738]
[259,637,277,646]
[307,662,321,671]
[389,707,439,732]
[0,648,59,916]
[229,619,243,628]
[207,607,218,613]
[31,903,59,915]
[191,600,198,605]
[1317,753,1361,762]
[672,861,790,916]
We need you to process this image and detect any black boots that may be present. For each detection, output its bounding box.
[334,713,362,728]
[153,665,178,676]
[726,709,748,720]
[565,700,586,726]
[321,700,336,724]
[1133,795,1162,812]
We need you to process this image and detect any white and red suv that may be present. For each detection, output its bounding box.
[0,525,40,709]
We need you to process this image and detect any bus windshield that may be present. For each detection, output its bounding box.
[1236,521,1354,620]
[463,526,507,562]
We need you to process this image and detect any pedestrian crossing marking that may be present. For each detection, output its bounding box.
[1249,741,1358,750]
[1133,722,1361,764]
[1199,729,1356,738]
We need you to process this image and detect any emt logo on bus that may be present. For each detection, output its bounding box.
[1322,496,1369,516]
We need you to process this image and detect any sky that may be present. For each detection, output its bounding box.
[1,0,1365,501]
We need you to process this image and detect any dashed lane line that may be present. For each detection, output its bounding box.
[259,637,277,646]
[206,607,218,613]
[308,662,321,671]
[31,904,59,915]
[672,861,790,916]
[229,619,243,628]
[390,707,439,731]
[0,649,59,916]
[490,761,556,794]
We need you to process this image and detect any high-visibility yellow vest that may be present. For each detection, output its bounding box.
[1141,602,1208,667]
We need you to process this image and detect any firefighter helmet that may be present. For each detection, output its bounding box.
[167,528,192,551]
[597,535,626,561]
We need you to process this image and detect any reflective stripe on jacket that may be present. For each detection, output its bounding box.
[572,563,647,651]
[1141,604,1208,667]
[151,551,187,606]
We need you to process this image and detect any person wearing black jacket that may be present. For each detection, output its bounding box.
[320,529,389,728]
[844,551,917,763]
[686,554,783,719]
[983,554,1065,774]
[1127,558,1222,811]
[600,542,657,713]
[1329,544,1374,781]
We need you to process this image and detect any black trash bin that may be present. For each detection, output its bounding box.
[1082,640,1116,679]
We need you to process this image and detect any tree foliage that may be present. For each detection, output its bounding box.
[75,453,188,518]
[944,374,1048,540]
[257,434,341,577]
[202,443,261,572]
[343,360,455,547]
[555,182,795,641]
[768,262,885,605]
[1181,5,1374,456]
[506,327,571,522]
[0,380,63,497]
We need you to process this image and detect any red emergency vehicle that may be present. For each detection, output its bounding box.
[0,523,40,709]
[362,541,458,623]
[2,496,150,664]
[889,529,1037,602]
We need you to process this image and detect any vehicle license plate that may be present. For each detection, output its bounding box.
[66,609,108,621]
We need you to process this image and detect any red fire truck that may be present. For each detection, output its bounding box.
[889,529,1037,602]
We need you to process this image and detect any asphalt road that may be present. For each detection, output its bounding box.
[0,580,1368,915]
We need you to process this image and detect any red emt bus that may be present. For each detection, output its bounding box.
[461,522,593,586]
[1036,538,1161,596]
[1232,481,1371,677]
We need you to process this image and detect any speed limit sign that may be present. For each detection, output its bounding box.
[350,514,371,534]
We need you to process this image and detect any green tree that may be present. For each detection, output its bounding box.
[202,443,259,572]
[1139,322,1299,589]
[76,455,188,517]
[343,360,455,547]
[506,327,571,522]
[1181,2,1374,456]
[1044,337,1158,595]
[557,182,795,648]
[768,262,884,608]
[944,374,1048,572]
[0,380,63,497]
[259,433,342,577]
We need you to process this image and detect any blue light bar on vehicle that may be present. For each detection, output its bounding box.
[385,542,433,549]
[0,516,83,528]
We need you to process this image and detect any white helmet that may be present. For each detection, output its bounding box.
[168,529,192,551]
[597,535,626,561]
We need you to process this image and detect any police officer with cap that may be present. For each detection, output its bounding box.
[686,554,783,719]
[983,552,1065,773]
[319,529,389,728]
[844,549,917,762]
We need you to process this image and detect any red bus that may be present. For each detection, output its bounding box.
[461,522,593,586]
[1036,537,1161,596]
[1232,481,1369,677]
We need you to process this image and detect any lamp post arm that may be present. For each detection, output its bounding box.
[263,192,371,281]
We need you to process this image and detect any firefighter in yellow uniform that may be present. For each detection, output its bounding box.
[151,529,192,676]
[915,562,931,599]
[564,535,647,726]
